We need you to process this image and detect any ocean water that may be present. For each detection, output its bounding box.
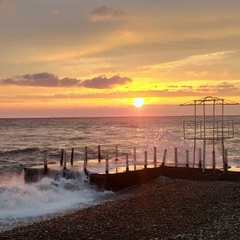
[0,116,240,231]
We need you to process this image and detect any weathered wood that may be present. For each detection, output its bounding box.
[98,145,101,162]
[154,146,157,168]
[84,146,88,173]
[212,150,216,172]
[134,147,137,170]
[174,147,178,167]
[198,148,202,169]
[224,149,228,172]
[162,149,167,166]
[115,145,118,161]
[186,149,189,168]
[144,151,147,169]
[126,153,129,171]
[70,148,74,166]
[105,155,109,174]
[44,150,48,170]
[63,152,67,170]
[60,148,64,166]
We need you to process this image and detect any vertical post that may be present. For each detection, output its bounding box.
[98,145,101,162]
[162,149,167,166]
[212,150,216,173]
[186,150,189,168]
[63,152,67,170]
[84,146,88,173]
[153,146,157,168]
[126,153,129,171]
[212,99,216,173]
[115,145,118,161]
[174,147,178,167]
[198,148,202,169]
[144,151,147,169]
[221,99,226,173]
[71,148,74,166]
[44,150,48,171]
[193,100,197,169]
[224,149,228,172]
[105,155,109,174]
[203,101,206,173]
[134,147,137,170]
[60,148,64,166]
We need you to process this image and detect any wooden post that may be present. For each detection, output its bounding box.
[133,147,136,161]
[134,147,137,170]
[60,149,64,166]
[186,150,189,168]
[144,151,147,169]
[224,149,228,172]
[126,153,129,171]
[44,150,48,170]
[198,148,202,169]
[162,149,167,166]
[85,146,88,162]
[212,150,216,173]
[70,148,74,166]
[105,155,109,174]
[84,146,87,173]
[174,147,178,167]
[154,146,157,168]
[63,152,67,170]
[115,145,118,161]
[98,145,101,162]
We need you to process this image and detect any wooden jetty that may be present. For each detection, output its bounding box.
[23,146,240,192]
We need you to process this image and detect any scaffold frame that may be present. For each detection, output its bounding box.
[180,96,239,172]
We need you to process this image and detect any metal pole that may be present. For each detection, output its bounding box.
[203,101,206,172]
[221,99,226,173]
[193,100,197,169]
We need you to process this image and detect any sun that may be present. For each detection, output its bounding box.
[132,98,145,108]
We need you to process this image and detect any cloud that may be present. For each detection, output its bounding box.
[217,82,239,94]
[89,6,128,22]
[0,73,132,89]
[81,75,132,89]
[0,72,81,87]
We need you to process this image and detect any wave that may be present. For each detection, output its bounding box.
[0,173,114,232]
[4,147,41,155]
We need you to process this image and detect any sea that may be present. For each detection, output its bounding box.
[0,116,240,231]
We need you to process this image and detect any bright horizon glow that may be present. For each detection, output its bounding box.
[0,1,240,118]
[132,98,145,108]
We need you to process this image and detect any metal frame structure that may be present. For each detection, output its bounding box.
[180,96,239,172]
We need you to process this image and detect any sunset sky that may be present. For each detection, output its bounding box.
[1,0,240,118]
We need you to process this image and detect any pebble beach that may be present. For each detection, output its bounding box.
[0,179,239,240]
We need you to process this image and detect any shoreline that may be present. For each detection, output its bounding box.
[0,178,239,239]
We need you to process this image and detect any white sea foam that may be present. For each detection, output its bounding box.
[0,172,114,232]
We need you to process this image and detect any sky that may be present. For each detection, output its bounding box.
[0,0,240,118]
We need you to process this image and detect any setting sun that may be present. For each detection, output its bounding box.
[132,98,145,108]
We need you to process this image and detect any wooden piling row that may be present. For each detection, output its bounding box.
[42,145,229,174]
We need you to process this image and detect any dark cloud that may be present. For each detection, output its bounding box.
[0,73,132,89]
[81,75,132,89]
[217,82,239,94]
[0,72,81,87]
[196,85,216,92]
[89,6,127,22]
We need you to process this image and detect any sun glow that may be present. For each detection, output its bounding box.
[132,98,144,108]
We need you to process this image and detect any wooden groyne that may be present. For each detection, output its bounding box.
[23,145,240,191]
